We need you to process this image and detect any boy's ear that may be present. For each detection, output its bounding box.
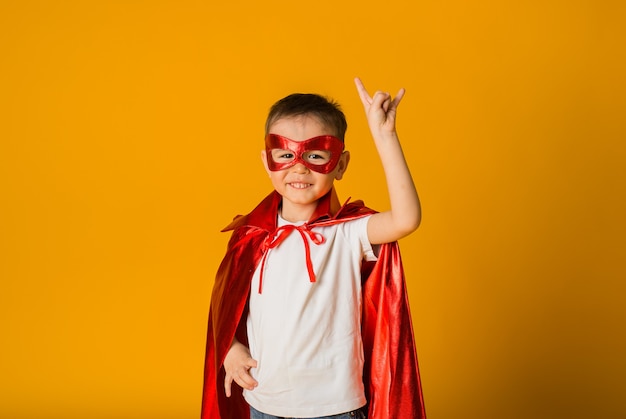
[261,150,271,175]
[334,151,350,180]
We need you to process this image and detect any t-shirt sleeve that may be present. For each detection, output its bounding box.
[343,215,377,262]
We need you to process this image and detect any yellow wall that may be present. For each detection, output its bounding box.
[1,1,624,418]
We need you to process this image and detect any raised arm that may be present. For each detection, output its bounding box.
[354,77,421,244]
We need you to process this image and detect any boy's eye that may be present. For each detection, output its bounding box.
[304,150,331,164]
[271,149,295,161]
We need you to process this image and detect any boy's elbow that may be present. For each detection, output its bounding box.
[371,210,421,244]
[405,216,421,236]
[396,214,421,239]
[411,215,422,232]
[406,207,422,232]
[401,199,422,236]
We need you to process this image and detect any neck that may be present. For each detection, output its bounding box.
[279,200,317,223]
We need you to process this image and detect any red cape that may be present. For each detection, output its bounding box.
[201,190,426,418]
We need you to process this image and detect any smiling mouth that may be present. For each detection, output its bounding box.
[288,182,312,189]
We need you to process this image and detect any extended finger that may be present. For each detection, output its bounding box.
[391,88,406,110]
[354,77,373,106]
[224,373,233,397]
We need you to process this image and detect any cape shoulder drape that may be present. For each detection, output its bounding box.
[201,189,426,419]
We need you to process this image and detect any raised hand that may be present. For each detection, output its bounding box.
[354,77,405,137]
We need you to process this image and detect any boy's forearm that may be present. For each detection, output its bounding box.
[371,131,421,240]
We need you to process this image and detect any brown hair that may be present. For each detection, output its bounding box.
[265,93,348,140]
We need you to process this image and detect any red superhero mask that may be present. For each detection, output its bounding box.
[265,133,345,174]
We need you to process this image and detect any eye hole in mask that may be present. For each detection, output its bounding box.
[265,134,345,174]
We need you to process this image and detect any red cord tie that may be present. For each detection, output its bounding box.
[258,224,325,293]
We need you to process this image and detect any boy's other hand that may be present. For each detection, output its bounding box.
[223,339,258,397]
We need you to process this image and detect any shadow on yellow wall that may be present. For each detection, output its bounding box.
[1,1,624,418]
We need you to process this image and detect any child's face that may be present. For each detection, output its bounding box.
[262,115,350,219]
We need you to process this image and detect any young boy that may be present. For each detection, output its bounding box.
[201,78,426,419]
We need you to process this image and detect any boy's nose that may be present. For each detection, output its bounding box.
[291,162,310,174]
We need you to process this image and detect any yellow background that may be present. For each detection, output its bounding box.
[1,1,624,418]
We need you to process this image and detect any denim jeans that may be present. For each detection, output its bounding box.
[250,405,367,419]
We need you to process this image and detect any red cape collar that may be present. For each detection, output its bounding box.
[221,188,361,233]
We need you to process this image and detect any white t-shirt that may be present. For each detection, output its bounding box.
[244,214,376,417]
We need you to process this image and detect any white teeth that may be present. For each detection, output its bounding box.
[290,182,310,189]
